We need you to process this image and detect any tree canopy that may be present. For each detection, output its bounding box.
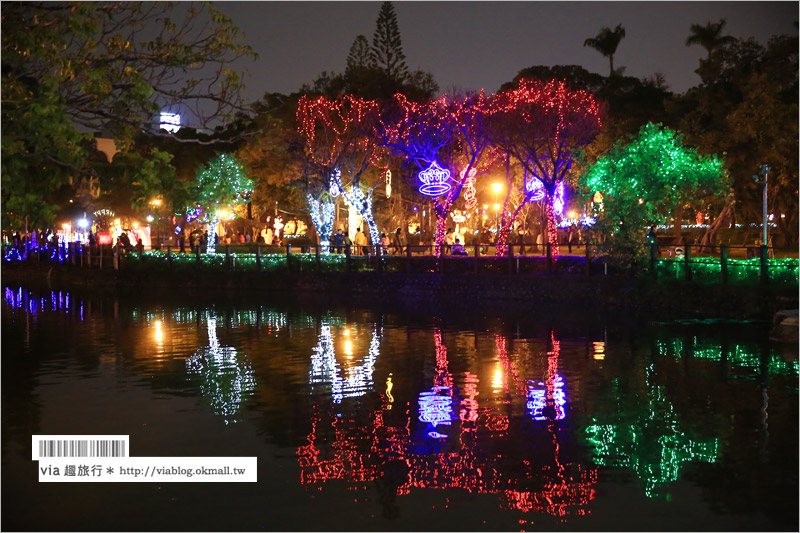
[1,1,256,229]
[579,122,729,263]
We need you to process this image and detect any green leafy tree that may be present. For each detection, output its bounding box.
[1,2,256,230]
[579,123,729,266]
[583,24,627,76]
[671,34,798,245]
[188,153,253,254]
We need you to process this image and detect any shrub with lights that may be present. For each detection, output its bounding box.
[187,153,253,254]
[579,123,729,267]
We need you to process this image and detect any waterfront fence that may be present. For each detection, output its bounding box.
[3,240,797,286]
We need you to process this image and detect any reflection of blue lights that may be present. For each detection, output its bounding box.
[526,376,567,421]
[428,430,448,439]
[418,386,453,427]
[418,162,452,196]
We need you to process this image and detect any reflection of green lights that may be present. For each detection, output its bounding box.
[656,338,798,377]
[585,366,719,498]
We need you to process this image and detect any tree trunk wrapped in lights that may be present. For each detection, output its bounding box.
[297,95,388,249]
[377,92,497,255]
[186,154,253,255]
[307,194,336,254]
[489,79,603,256]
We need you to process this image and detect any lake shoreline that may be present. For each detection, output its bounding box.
[2,261,796,320]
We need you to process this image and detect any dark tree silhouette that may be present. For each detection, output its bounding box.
[685,19,736,58]
[583,24,626,76]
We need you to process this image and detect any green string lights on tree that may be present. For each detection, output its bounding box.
[188,153,253,254]
[579,123,729,266]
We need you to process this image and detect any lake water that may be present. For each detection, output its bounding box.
[2,284,797,531]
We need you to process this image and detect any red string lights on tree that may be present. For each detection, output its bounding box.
[488,79,603,258]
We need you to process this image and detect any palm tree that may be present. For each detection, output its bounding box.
[685,19,736,58]
[583,24,626,77]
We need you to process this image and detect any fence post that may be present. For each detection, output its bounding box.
[99,244,104,269]
[195,246,201,265]
[88,246,93,268]
[225,245,231,271]
[405,244,412,274]
[760,245,769,284]
[438,246,444,274]
[684,244,692,282]
[256,246,262,272]
[376,245,383,273]
[345,243,351,272]
[315,244,320,272]
[546,243,553,275]
[650,243,658,280]
[287,243,292,272]
[720,244,728,284]
[474,243,480,274]
[507,243,515,274]
[113,245,119,271]
[167,246,173,270]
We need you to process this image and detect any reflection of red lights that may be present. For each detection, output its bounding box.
[296,331,597,517]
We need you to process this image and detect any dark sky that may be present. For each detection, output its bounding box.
[216,1,797,100]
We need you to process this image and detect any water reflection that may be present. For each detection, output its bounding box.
[3,285,797,530]
[309,319,382,404]
[297,327,597,519]
[185,312,257,423]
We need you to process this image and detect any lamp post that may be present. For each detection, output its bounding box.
[753,164,770,247]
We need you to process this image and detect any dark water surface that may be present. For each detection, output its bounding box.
[2,284,797,531]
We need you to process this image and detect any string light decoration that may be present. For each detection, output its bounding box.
[461,167,478,208]
[553,180,566,216]
[187,153,252,255]
[579,123,728,262]
[375,92,496,255]
[489,79,602,256]
[297,95,387,247]
[417,161,452,196]
[525,173,546,202]
[307,194,336,254]
[329,168,342,198]
[385,169,392,198]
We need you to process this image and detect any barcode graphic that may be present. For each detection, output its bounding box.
[37,439,126,458]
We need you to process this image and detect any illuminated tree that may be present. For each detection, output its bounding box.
[489,79,603,256]
[376,94,460,253]
[578,122,728,265]
[297,94,387,248]
[187,153,253,254]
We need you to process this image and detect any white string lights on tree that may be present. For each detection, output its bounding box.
[385,169,392,198]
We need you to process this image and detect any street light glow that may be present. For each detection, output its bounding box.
[492,183,503,193]
[77,218,88,229]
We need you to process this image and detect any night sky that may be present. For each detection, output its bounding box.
[216,1,797,102]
